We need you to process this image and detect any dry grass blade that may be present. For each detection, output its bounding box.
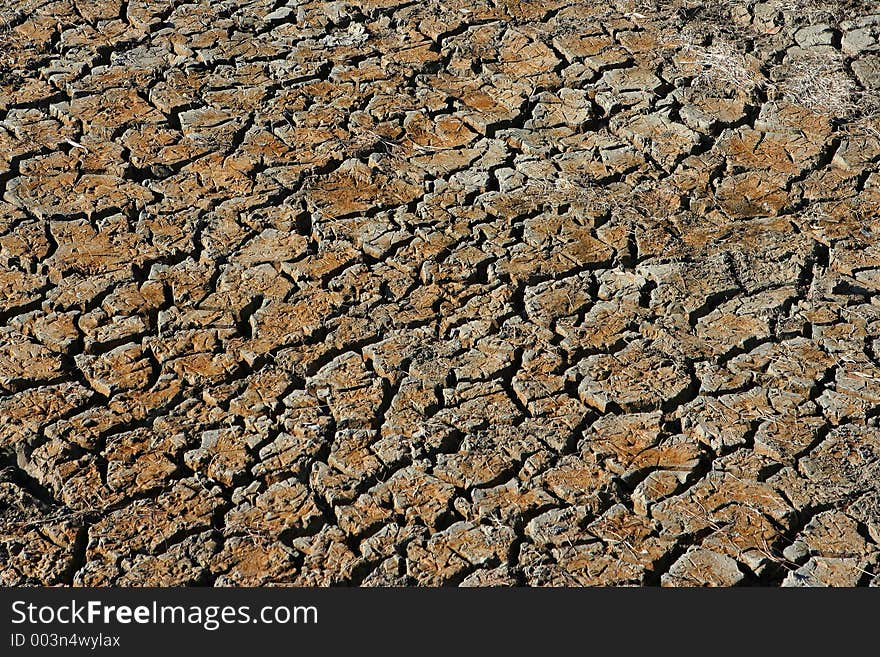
[776,52,858,117]
[680,38,767,94]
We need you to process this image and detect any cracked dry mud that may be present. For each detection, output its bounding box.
[3,0,880,588]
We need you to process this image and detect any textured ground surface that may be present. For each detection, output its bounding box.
[3,0,880,587]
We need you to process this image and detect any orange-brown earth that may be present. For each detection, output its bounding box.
[2,0,880,586]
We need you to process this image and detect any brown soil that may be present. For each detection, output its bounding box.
[2,0,880,586]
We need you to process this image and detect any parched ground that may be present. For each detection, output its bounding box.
[2,0,880,587]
